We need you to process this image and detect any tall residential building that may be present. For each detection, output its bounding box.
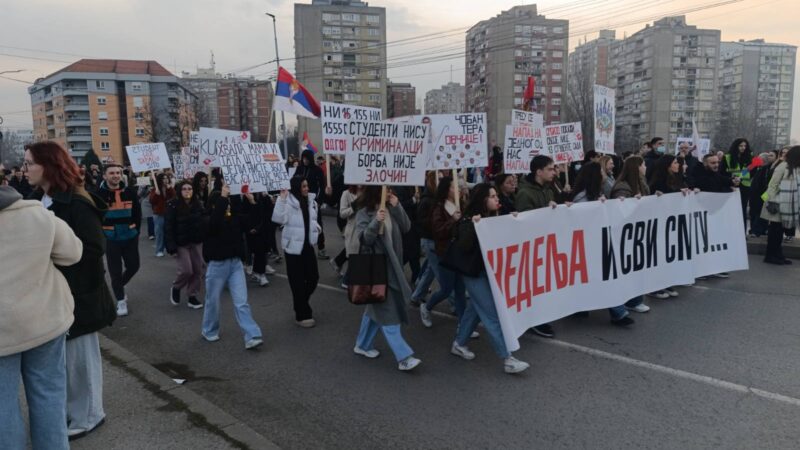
[608,17,721,151]
[569,30,616,87]
[30,59,196,163]
[718,39,796,148]
[386,82,416,118]
[182,67,277,143]
[295,0,388,146]
[424,82,465,114]
[466,5,569,145]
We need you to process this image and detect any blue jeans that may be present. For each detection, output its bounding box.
[202,258,262,343]
[0,334,69,450]
[425,250,466,318]
[608,296,644,320]
[355,313,414,362]
[153,214,165,253]
[457,274,511,359]
[411,239,436,301]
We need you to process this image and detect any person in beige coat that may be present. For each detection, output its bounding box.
[0,186,83,450]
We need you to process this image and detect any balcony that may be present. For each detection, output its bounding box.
[45,109,54,117]
[47,124,55,131]
[67,134,92,143]
[66,119,91,127]
[63,89,88,97]
[64,102,89,112]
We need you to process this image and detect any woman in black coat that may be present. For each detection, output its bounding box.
[165,180,206,309]
[25,141,116,439]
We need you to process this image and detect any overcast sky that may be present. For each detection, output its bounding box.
[1,0,798,142]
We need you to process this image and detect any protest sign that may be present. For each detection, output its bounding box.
[593,85,615,154]
[197,127,251,166]
[475,192,748,351]
[545,122,584,163]
[503,124,545,174]
[136,176,151,187]
[424,113,487,170]
[216,142,290,195]
[126,143,171,172]
[675,137,711,158]
[344,120,429,186]
[320,102,382,155]
[510,109,544,128]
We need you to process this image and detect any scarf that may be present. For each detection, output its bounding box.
[777,170,800,229]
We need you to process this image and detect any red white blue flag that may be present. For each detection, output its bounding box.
[273,67,321,119]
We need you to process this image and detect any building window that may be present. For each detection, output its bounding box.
[342,13,360,22]
[135,128,145,137]
[365,15,380,24]
[96,96,107,105]
[552,27,564,34]
[322,13,339,22]
[95,80,105,89]
[98,111,108,121]
[99,128,109,136]
[368,81,381,89]
[367,28,380,36]
[133,97,143,108]
[368,94,380,102]
[552,51,563,58]
[134,112,144,121]
[131,82,143,92]
[101,142,110,151]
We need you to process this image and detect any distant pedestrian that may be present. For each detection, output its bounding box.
[165,180,206,309]
[149,172,175,257]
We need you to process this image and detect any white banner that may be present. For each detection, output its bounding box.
[510,109,544,128]
[344,121,429,186]
[503,124,546,174]
[320,102,382,155]
[197,127,251,166]
[593,85,615,154]
[217,142,290,195]
[545,122,584,163]
[474,192,748,351]
[126,142,171,173]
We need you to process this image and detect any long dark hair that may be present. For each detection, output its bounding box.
[572,161,603,201]
[174,180,200,214]
[649,155,685,192]
[435,176,453,203]
[155,173,167,195]
[289,176,308,206]
[356,185,383,211]
[785,146,800,176]
[615,156,648,196]
[494,173,514,195]
[465,183,498,218]
[728,138,753,168]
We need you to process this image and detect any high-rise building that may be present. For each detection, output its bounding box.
[386,82,416,118]
[29,59,196,163]
[717,39,796,148]
[608,17,721,151]
[569,30,616,88]
[295,0,387,146]
[465,5,568,145]
[424,82,465,114]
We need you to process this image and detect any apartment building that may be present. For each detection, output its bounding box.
[386,82,416,118]
[424,82,465,114]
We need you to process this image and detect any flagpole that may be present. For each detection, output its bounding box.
[266,12,289,159]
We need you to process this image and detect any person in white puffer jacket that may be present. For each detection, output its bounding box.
[272,177,322,328]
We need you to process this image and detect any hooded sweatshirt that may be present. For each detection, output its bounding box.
[0,186,82,356]
[97,180,142,241]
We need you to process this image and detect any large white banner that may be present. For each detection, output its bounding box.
[344,121,429,186]
[197,127,251,166]
[320,102,382,155]
[593,85,615,154]
[474,192,748,351]
[126,142,171,173]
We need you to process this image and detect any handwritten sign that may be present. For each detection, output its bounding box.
[126,143,171,172]
[594,85,615,154]
[424,113,487,170]
[503,125,545,174]
[197,127,251,166]
[675,137,711,158]
[511,110,544,128]
[320,102,382,155]
[217,142,290,195]
[545,122,584,163]
[344,121,429,186]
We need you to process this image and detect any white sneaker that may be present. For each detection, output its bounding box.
[626,303,651,313]
[245,338,263,350]
[264,264,276,275]
[648,291,670,299]
[296,319,316,328]
[470,331,480,339]
[398,356,421,371]
[713,272,730,278]
[116,300,128,317]
[155,252,165,257]
[202,333,220,342]
[254,273,269,287]
[420,305,433,328]
[450,342,475,360]
[664,287,679,297]
[245,264,253,276]
[354,346,380,358]
[504,356,530,374]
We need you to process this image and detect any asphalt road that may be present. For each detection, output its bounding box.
[103,215,800,449]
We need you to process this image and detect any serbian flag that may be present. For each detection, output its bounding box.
[273,67,321,119]
[523,76,536,112]
[301,131,318,154]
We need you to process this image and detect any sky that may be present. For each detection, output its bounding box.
[1,0,798,141]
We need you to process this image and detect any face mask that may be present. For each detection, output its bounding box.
[656,145,666,154]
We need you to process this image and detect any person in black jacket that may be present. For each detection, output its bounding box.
[410,172,438,305]
[648,155,688,194]
[192,171,210,207]
[166,181,206,309]
[393,185,422,283]
[242,192,276,287]
[201,185,263,349]
[294,149,332,259]
[690,153,740,193]
[25,141,116,440]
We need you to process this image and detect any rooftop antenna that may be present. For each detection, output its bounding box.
[450,65,453,83]
[210,50,216,72]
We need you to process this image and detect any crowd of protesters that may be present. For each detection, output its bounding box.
[2,137,799,448]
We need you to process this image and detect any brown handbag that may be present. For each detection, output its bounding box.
[346,244,388,305]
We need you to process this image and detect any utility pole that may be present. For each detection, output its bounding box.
[266,12,289,159]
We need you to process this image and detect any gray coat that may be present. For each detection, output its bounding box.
[355,204,412,326]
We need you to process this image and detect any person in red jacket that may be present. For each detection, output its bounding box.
[148,172,175,257]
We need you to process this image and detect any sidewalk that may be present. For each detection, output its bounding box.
[747,233,799,260]
[67,335,279,450]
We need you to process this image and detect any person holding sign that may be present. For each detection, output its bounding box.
[294,150,332,261]
[272,177,322,328]
[353,186,421,372]
[149,173,175,258]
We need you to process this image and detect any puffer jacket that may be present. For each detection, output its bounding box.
[165,198,206,253]
[272,192,321,255]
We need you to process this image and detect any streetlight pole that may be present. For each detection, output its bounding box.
[266,12,289,159]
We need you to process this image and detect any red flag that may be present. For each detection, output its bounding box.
[523,76,536,112]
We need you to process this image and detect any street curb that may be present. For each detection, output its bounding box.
[747,239,799,260]
[98,334,280,450]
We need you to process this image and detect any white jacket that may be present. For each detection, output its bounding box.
[272,193,321,255]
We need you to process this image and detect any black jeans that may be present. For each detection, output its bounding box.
[285,244,319,321]
[765,221,785,261]
[247,233,267,275]
[316,211,325,251]
[334,248,348,268]
[106,237,140,300]
[739,186,751,230]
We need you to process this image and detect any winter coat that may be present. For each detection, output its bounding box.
[149,187,175,215]
[515,176,556,212]
[32,188,117,340]
[138,186,154,218]
[339,190,360,256]
[760,162,798,224]
[97,180,141,241]
[294,150,326,200]
[690,165,734,193]
[498,192,516,216]
[610,178,650,199]
[0,187,82,356]
[415,190,436,240]
[165,198,206,253]
[203,195,246,262]
[430,202,460,257]
[272,193,321,255]
[355,205,412,326]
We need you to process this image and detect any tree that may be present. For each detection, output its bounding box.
[712,102,777,153]
[564,59,595,152]
[0,129,25,167]
[82,147,102,169]
[138,100,197,154]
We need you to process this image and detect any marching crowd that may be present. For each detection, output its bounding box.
[2,138,800,449]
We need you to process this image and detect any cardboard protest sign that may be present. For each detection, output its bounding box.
[593,85,615,154]
[424,113,487,170]
[136,176,151,187]
[503,124,545,174]
[510,109,544,128]
[344,120,429,186]
[545,122,584,163]
[125,143,171,172]
[675,137,711,158]
[216,142,290,195]
[320,102,382,155]
[197,127,251,166]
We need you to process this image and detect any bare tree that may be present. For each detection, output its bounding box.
[564,60,595,152]
[138,100,197,153]
[713,102,777,152]
[0,129,26,167]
